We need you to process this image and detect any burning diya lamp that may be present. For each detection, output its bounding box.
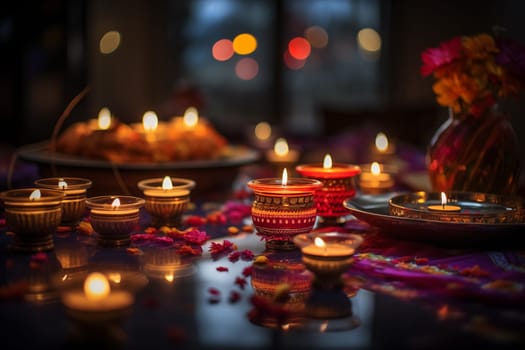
[34,177,92,227]
[296,154,361,225]
[60,271,134,346]
[247,169,322,250]
[266,138,300,176]
[86,196,145,247]
[358,161,394,194]
[293,231,363,289]
[388,191,525,223]
[0,188,65,252]
[137,176,195,227]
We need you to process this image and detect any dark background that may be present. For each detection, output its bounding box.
[1,0,524,158]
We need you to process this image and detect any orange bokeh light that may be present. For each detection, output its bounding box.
[212,39,234,61]
[288,37,311,60]
[233,33,257,55]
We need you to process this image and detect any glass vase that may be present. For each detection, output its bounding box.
[426,105,520,195]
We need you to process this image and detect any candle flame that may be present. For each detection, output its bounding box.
[164,273,174,282]
[322,154,333,169]
[375,132,388,152]
[314,237,326,248]
[281,168,288,186]
[58,179,68,189]
[274,138,289,156]
[111,198,121,209]
[29,189,41,200]
[440,192,447,206]
[162,176,173,190]
[254,121,271,141]
[371,162,381,175]
[142,111,158,132]
[97,107,111,130]
[84,272,110,301]
[183,107,199,128]
[107,272,121,284]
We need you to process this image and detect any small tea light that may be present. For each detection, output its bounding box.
[427,192,461,212]
[97,107,112,130]
[293,232,363,289]
[137,176,195,227]
[266,138,300,173]
[35,177,92,227]
[61,272,134,339]
[0,188,65,252]
[86,196,145,246]
[296,154,361,224]
[247,169,322,250]
[359,161,394,194]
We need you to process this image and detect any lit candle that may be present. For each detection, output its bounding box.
[86,195,145,246]
[34,177,92,227]
[427,192,461,212]
[359,161,394,194]
[61,272,134,312]
[247,169,322,250]
[293,232,363,288]
[183,106,199,129]
[97,107,112,130]
[0,188,65,252]
[296,154,361,222]
[373,131,395,155]
[266,137,300,165]
[137,176,195,227]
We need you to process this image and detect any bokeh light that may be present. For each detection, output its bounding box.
[233,33,257,55]
[254,121,272,141]
[283,50,306,70]
[235,57,259,80]
[304,26,328,48]
[99,31,121,54]
[288,37,311,60]
[357,28,381,53]
[212,39,234,61]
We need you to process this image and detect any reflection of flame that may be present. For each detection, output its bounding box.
[107,272,121,284]
[281,168,288,186]
[274,138,289,156]
[84,272,110,300]
[164,273,174,282]
[111,198,121,209]
[183,107,198,128]
[58,179,68,189]
[29,189,41,200]
[322,154,332,169]
[97,107,111,130]
[320,321,329,332]
[162,176,173,190]
[371,162,381,175]
[142,111,158,132]
[314,237,326,248]
[375,132,388,151]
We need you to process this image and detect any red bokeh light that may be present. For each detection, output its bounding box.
[288,37,311,60]
[212,39,234,61]
[235,57,259,80]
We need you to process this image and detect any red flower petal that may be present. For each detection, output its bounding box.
[216,266,229,272]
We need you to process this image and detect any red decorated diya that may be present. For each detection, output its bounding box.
[247,169,322,250]
[296,154,361,224]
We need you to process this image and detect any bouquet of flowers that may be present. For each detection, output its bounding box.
[420,32,525,117]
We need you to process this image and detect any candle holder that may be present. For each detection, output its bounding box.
[0,188,65,252]
[388,191,525,223]
[34,177,92,227]
[247,177,322,250]
[293,231,363,289]
[60,271,135,347]
[86,196,145,247]
[296,162,361,225]
[137,177,195,227]
[358,162,395,194]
